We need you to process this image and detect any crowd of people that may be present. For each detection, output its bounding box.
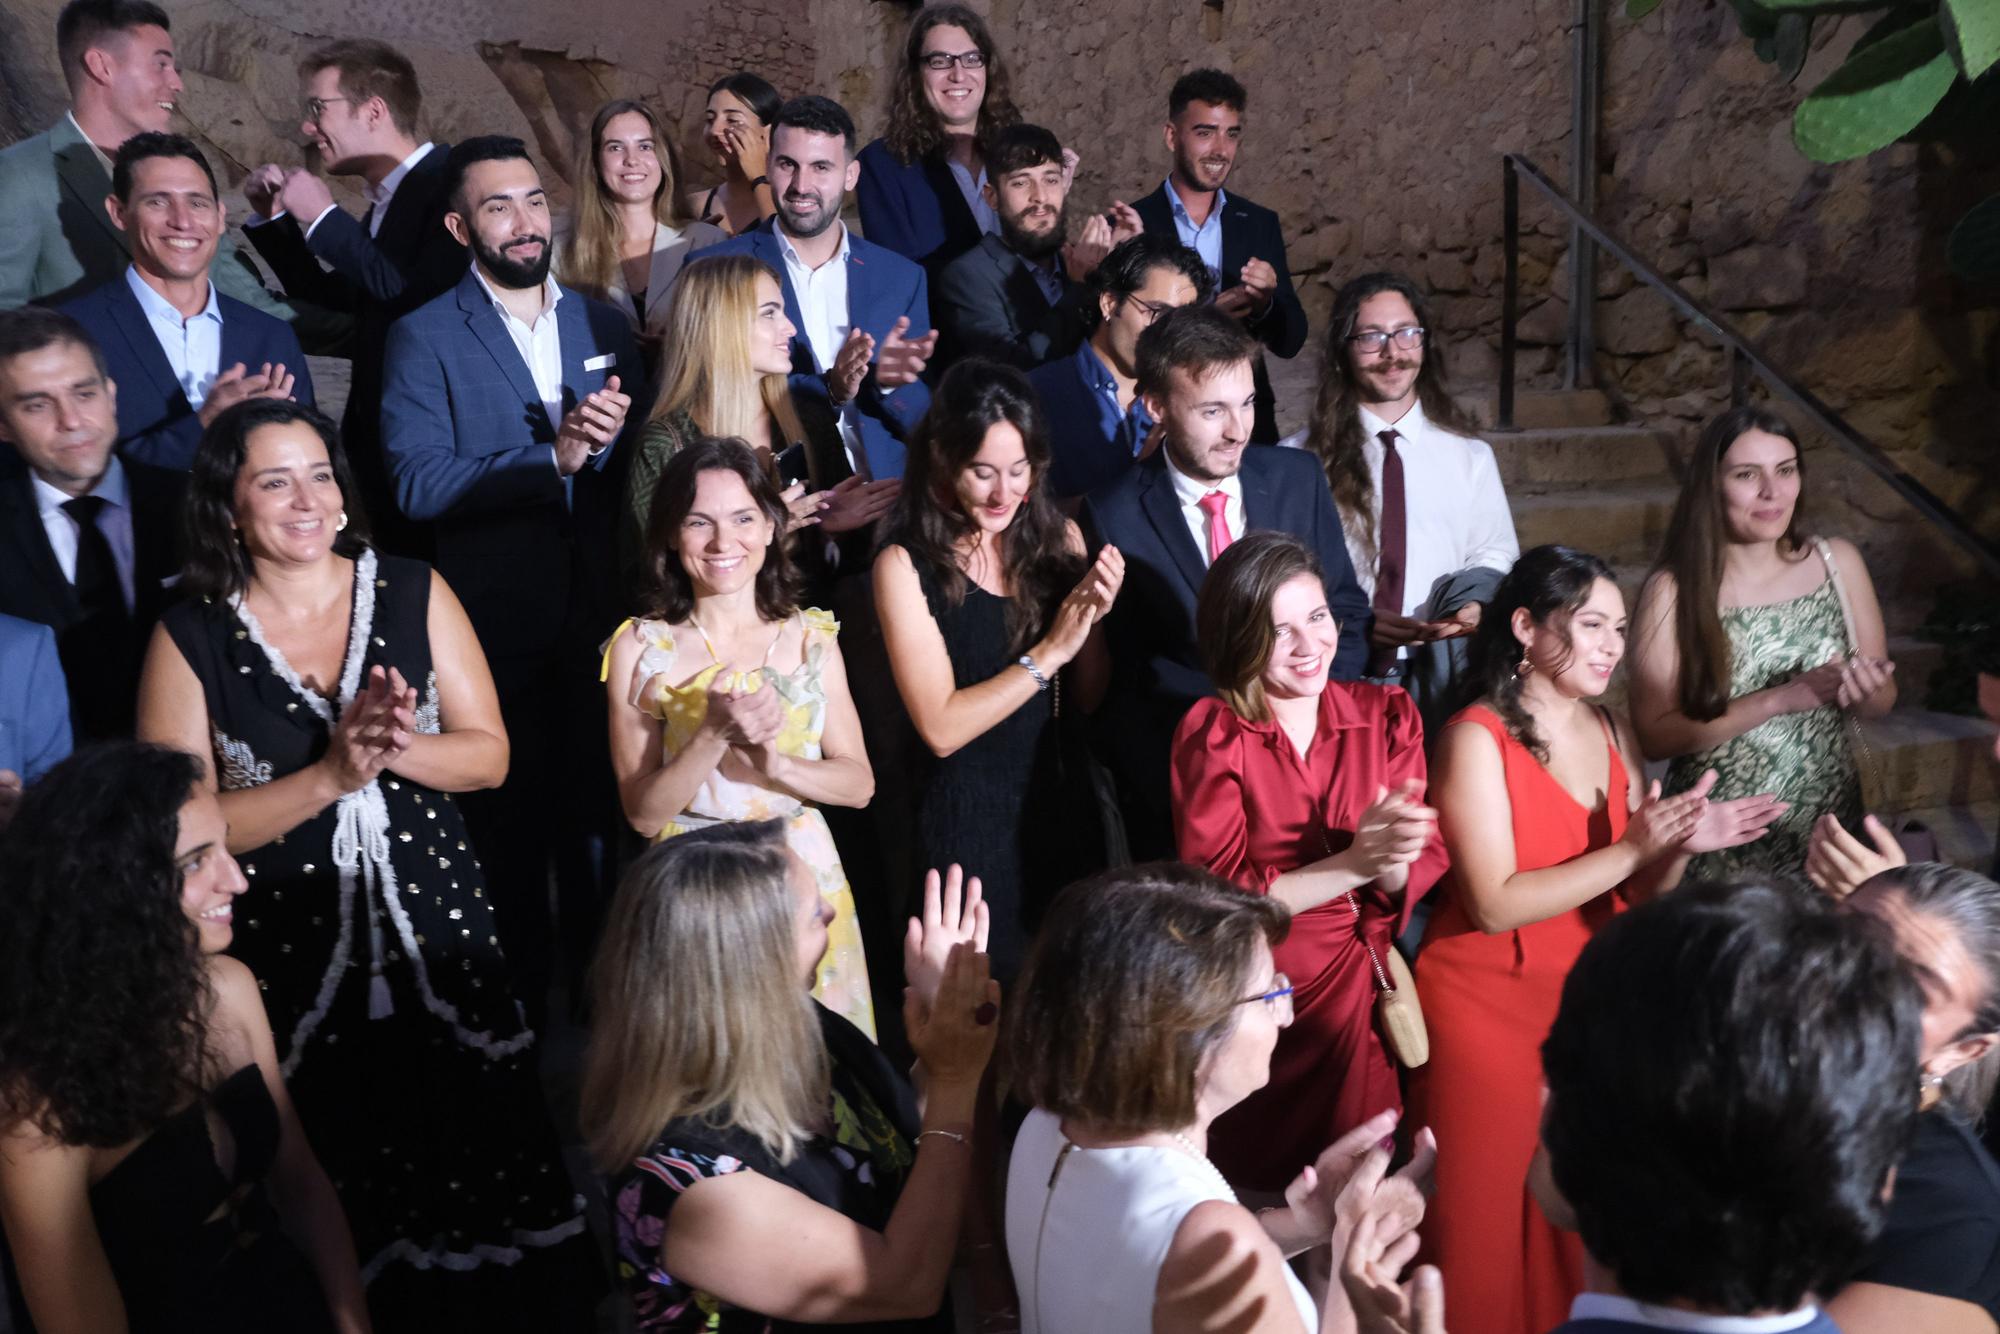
[0,2,1992,1333]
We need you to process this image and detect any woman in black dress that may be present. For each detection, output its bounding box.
[874,360,1124,978]
[0,742,369,1333]
[1836,862,2000,1333]
[135,401,599,1331]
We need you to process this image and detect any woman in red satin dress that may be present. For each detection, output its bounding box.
[1410,545,1787,1334]
[1171,532,1449,1195]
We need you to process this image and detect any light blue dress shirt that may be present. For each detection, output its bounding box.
[1164,178,1227,285]
[945,159,999,237]
[124,265,224,408]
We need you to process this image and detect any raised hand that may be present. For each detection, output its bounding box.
[1346,780,1438,881]
[198,363,294,426]
[817,476,901,535]
[1105,199,1144,246]
[876,317,937,390]
[1059,146,1080,192]
[904,941,1000,1089]
[1805,811,1907,899]
[1031,552,1123,669]
[555,375,631,475]
[724,121,769,181]
[1062,213,1115,283]
[1620,774,1712,861]
[1684,790,1788,854]
[1075,544,1125,617]
[1341,1206,1447,1334]
[781,481,827,533]
[904,863,991,1012]
[244,163,288,219]
[827,327,874,405]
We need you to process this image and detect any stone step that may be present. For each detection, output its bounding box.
[1468,385,1616,430]
[1895,800,1999,872]
[1491,425,1682,490]
[1886,634,1946,704]
[1510,482,1681,566]
[1857,708,2000,814]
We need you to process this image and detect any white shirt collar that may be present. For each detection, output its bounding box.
[1163,450,1242,510]
[776,220,851,274]
[1164,176,1226,226]
[364,140,435,211]
[32,453,129,519]
[124,264,222,327]
[1358,398,1425,441]
[65,110,114,172]
[471,265,563,326]
[1568,1294,1824,1332]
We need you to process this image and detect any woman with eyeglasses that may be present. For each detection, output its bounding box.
[1289,271,1517,707]
[1835,863,2000,1334]
[857,5,1023,279]
[1170,532,1447,1199]
[1005,864,1435,1334]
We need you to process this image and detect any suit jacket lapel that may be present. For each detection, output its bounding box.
[556,288,596,411]
[105,280,186,405]
[1137,462,1210,596]
[0,469,76,619]
[50,119,124,253]
[455,273,552,425]
[1134,184,1173,242]
[1219,199,1253,290]
[373,146,444,261]
[1237,452,1274,532]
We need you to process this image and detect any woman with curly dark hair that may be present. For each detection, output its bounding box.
[133,399,601,1331]
[856,4,1026,276]
[874,359,1123,978]
[0,741,369,1333]
[1406,544,1784,1334]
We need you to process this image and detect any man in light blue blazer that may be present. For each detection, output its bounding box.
[380,135,640,1020]
[0,614,73,828]
[58,133,313,471]
[702,95,936,482]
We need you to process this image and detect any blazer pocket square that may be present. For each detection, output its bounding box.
[584,353,617,372]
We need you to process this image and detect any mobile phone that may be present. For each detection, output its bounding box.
[775,441,811,487]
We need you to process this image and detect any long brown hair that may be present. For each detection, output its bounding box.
[1197,532,1326,724]
[642,435,801,624]
[881,360,1083,654]
[1302,272,1481,566]
[880,3,1020,165]
[1652,405,1807,721]
[560,99,691,304]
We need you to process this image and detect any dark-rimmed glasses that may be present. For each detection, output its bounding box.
[1346,326,1426,355]
[303,95,353,122]
[921,50,987,71]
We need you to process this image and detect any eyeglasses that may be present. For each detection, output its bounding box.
[302,95,353,122]
[1239,973,1294,1024]
[1346,326,1426,355]
[1124,295,1176,325]
[921,50,987,71]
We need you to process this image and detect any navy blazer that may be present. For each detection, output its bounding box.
[1133,184,1307,445]
[702,221,931,480]
[379,270,641,656]
[0,613,72,783]
[1027,341,1154,500]
[57,273,315,472]
[1080,445,1370,854]
[856,138,987,281]
[934,233,1089,371]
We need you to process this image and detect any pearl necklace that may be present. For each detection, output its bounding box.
[1170,1131,1239,1203]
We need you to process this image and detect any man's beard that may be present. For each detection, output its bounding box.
[474,233,552,289]
[1000,201,1067,261]
[777,191,840,240]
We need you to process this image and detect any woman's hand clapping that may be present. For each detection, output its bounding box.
[1344,780,1438,883]
[1030,546,1125,670]
[1619,774,1712,861]
[318,665,418,794]
[701,673,783,748]
[904,863,991,1015]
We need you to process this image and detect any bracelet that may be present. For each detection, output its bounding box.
[1016,654,1050,692]
[916,1129,969,1148]
[750,174,770,189]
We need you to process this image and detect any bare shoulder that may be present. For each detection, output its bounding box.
[1062,517,1086,557]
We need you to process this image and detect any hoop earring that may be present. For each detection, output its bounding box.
[336,511,349,532]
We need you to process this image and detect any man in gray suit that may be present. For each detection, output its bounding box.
[0,0,308,332]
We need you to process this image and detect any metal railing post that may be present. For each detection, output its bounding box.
[1567,0,1600,390]
[1731,347,1753,407]
[1500,157,1519,432]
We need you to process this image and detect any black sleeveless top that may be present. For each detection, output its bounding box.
[89,1065,333,1332]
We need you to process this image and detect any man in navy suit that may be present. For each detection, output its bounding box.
[57,133,313,472]
[0,308,184,742]
[1082,306,1368,860]
[704,95,937,486]
[1132,69,1307,445]
[1029,233,1209,500]
[381,135,639,1018]
[243,39,462,551]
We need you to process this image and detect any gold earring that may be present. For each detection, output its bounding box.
[1920,1070,1946,1110]
[1516,650,1533,678]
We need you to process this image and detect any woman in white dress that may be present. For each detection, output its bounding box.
[1005,864,1436,1333]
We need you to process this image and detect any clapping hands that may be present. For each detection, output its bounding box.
[827,318,938,402]
[318,665,418,794]
[1033,545,1125,669]
[1346,780,1438,884]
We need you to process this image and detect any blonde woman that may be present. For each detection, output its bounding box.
[584,819,997,1333]
[619,252,895,586]
[557,99,724,335]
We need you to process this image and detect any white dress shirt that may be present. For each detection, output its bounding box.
[33,456,137,611]
[1282,400,1519,616]
[472,266,568,483]
[125,265,224,409]
[777,222,869,477]
[1165,178,1226,285]
[355,141,435,239]
[1163,451,1243,566]
[1567,1294,1827,1332]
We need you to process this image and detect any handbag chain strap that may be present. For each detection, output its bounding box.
[1320,819,1395,994]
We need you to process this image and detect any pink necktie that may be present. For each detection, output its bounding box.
[1198,490,1233,564]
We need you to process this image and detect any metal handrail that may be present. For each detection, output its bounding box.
[1497,151,2000,581]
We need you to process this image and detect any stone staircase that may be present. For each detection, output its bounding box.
[1487,387,2000,871]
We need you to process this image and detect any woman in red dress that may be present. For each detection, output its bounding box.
[1410,544,1786,1334]
[1171,531,1448,1195]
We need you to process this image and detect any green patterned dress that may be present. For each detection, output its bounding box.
[1664,565,1861,879]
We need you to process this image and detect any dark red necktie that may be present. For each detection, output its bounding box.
[1366,428,1406,678]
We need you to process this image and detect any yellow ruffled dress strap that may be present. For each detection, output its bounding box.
[598,616,639,683]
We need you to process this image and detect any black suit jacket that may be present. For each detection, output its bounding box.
[1133,184,1309,444]
[933,233,1090,372]
[0,453,184,739]
[1079,445,1369,858]
[243,145,463,537]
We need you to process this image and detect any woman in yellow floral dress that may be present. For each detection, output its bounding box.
[603,436,876,1036]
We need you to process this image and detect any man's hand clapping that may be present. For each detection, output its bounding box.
[555,375,631,476]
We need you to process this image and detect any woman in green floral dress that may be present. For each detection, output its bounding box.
[1629,406,1898,878]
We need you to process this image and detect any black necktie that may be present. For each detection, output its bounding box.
[58,494,132,738]
[62,493,127,627]
[1366,429,1406,678]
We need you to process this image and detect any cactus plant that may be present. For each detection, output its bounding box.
[1793,17,1958,161]
[1944,0,2000,76]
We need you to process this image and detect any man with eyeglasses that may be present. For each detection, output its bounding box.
[240,39,461,553]
[0,0,313,337]
[1028,233,1210,500]
[1130,68,1306,445]
[1286,271,1516,710]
